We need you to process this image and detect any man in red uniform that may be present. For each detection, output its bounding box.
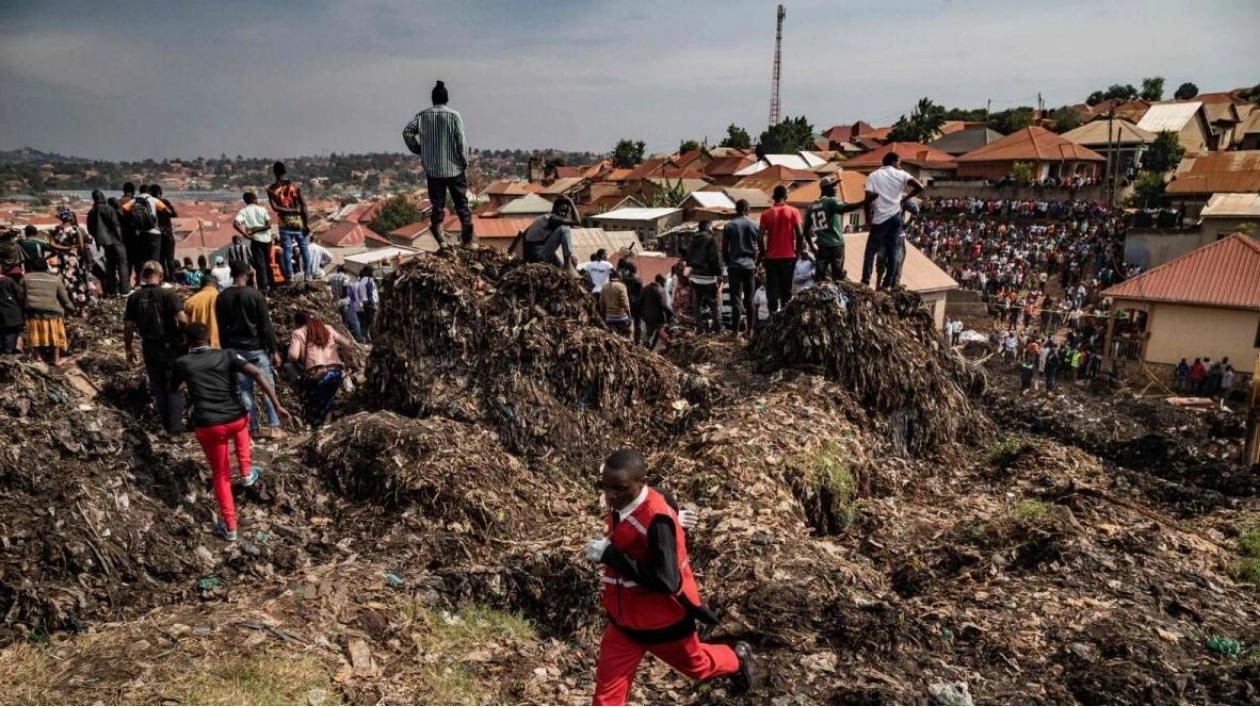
[585,448,757,705]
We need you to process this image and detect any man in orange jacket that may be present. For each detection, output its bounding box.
[584,448,757,705]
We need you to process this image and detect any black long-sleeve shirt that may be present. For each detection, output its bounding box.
[87,203,122,247]
[215,285,278,353]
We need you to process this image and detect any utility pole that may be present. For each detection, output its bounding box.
[768,4,786,127]
[1106,110,1115,206]
[986,99,991,125]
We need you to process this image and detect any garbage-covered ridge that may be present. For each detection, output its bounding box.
[2,247,1258,705]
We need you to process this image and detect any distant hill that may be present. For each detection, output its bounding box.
[0,147,91,166]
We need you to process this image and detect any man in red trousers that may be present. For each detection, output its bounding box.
[585,448,758,705]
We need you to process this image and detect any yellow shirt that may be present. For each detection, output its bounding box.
[184,286,219,348]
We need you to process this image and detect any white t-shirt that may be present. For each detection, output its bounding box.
[753,286,770,321]
[309,243,333,268]
[211,265,232,289]
[866,165,912,225]
[581,259,613,293]
[235,204,273,243]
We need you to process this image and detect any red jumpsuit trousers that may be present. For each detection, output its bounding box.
[193,415,252,531]
[592,623,739,705]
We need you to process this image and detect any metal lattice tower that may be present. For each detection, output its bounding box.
[768,4,786,126]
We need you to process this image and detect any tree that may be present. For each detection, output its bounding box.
[612,139,646,168]
[1142,131,1186,173]
[943,107,988,122]
[1050,106,1084,134]
[369,194,423,235]
[757,116,815,155]
[1105,83,1139,102]
[678,139,701,154]
[1086,90,1106,107]
[720,123,752,149]
[1140,76,1165,102]
[887,97,947,143]
[544,156,566,179]
[988,106,1036,135]
[1130,170,1166,207]
[1174,82,1199,100]
[1011,161,1035,184]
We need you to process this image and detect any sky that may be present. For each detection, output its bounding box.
[1,0,1256,161]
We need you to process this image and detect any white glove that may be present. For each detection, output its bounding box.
[678,508,699,531]
[583,538,610,563]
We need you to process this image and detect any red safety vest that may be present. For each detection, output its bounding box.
[602,488,702,632]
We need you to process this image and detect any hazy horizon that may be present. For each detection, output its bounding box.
[2,0,1256,161]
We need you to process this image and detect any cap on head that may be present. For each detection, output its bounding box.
[214,256,225,265]
[820,177,838,197]
[432,80,449,105]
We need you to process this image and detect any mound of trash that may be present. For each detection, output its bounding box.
[366,250,691,462]
[750,282,989,454]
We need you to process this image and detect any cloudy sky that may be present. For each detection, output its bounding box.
[1,0,1255,161]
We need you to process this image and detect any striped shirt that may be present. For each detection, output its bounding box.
[402,104,469,179]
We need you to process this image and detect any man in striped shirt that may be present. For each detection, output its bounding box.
[402,80,474,247]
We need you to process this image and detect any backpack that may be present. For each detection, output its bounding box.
[131,196,158,232]
[132,288,172,344]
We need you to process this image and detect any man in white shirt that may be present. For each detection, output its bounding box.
[306,242,333,278]
[233,192,273,293]
[211,256,232,290]
[579,249,613,295]
[861,152,923,290]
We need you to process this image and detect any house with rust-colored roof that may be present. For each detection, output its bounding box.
[786,171,870,230]
[1166,151,1260,199]
[955,127,1105,181]
[1103,232,1260,367]
[842,142,958,180]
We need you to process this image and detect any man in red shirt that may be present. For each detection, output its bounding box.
[757,185,804,315]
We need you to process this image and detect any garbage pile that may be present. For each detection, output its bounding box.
[750,282,989,454]
[366,250,691,461]
[0,358,205,641]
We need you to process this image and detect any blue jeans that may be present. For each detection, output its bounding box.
[339,304,364,343]
[232,348,280,431]
[278,228,310,282]
[862,214,904,289]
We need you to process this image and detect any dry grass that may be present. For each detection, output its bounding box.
[391,602,537,704]
[0,635,339,705]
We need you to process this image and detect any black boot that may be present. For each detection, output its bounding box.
[460,223,475,247]
[732,641,758,692]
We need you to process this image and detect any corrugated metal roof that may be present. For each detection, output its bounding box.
[720,188,773,208]
[928,127,1005,156]
[541,177,585,195]
[570,228,642,262]
[590,207,681,221]
[956,127,1105,163]
[1103,233,1260,310]
[496,193,554,215]
[786,171,868,206]
[1200,193,1260,218]
[1165,151,1260,195]
[1137,102,1203,133]
[734,159,770,177]
[842,233,957,294]
[763,154,817,170]
[686,191,736,210]
[843,142,958,169]
[1061,119,1157,146]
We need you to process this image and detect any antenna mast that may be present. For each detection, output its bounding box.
[769,4,786,126]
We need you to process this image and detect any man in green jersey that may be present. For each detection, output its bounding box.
[803,178,869,281]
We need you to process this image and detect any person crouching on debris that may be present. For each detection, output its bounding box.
[287,310,358,428]
[512,196,579,267]
[584,448,757,704]
[175,323,290,541]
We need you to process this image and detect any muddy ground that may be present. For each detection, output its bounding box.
[1,254,1257,705]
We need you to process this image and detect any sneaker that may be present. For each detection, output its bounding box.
[732,641,758,693]
[219,522,238,542]
[240,466,261,487]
